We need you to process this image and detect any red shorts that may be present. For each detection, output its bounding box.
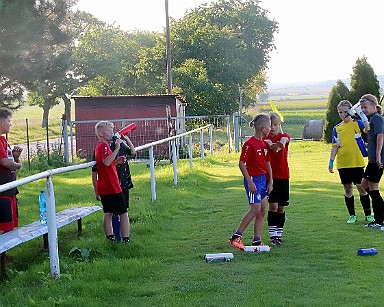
[0,196,18,232]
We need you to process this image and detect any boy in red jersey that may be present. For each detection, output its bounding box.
[0,108,22,234]
[94,121,130,243]
[229,113,273,250]
[264,112,290,245]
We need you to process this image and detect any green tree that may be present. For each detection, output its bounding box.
[323,80,350,143]
[171,0,278,115]
[349,56,380,103]
[73,23,164,96]
[0,0,77,110]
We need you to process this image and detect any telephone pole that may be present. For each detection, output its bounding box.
[165,0,172,94]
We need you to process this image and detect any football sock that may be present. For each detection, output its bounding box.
[369,190,384,224]
[345,196,355,216]
[360,194,372,216]
[276,211,285,239]
[268,211,278,239]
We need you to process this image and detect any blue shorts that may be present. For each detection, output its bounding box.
[244,174,267,204]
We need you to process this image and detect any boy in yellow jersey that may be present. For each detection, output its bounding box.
[328,100,373,224]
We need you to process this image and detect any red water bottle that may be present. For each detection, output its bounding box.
[117,123,137,136]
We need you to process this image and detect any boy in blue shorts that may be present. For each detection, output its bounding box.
[229,113,273,250]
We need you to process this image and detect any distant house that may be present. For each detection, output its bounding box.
[71,94,186,158]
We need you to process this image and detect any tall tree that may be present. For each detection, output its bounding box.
[323,80,350,143]
[0,0,78,124]
[349,55,380,103]
[171,0,278,115]
[72,24,164,96]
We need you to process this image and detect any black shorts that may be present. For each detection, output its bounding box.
[364,163,384,183]
[268,178,289,206]
[100,192,127,215]
[338,167,364,185]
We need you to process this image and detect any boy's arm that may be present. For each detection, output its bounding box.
[329,146,338,173]
[376,133,383,168]
[122,135,136,156]
[266,162,273,194]
[91,170,101,201]
[239,160,256,193]
[103,140,122,166]
[0,157,22,170]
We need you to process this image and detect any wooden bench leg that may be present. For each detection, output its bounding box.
[77,218,82,237]
[1,252,7,280]
[43,233,48,250]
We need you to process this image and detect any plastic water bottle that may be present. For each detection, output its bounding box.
[112,215,122,241]
[243,245,271,252]
[204,253,234,263]
[355,133,368,157]
[38,190,47,225]
[357,248,378,256]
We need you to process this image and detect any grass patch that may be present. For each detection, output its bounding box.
[1,141,383,306]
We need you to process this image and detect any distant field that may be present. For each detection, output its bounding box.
[7,103,73,145]
[244,99,328,138]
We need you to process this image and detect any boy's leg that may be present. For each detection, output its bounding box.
[103,212,114,240]
[343,183,356,223]
[119,212,130,240]
[356,183,372,220]
[275,206,285,244]
[267,204,278,243]
[252,198,266,245]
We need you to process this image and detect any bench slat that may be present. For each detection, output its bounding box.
[0,206,101,254]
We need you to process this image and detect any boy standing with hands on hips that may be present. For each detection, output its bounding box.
[229,113,273,250]
[94,121,131,242]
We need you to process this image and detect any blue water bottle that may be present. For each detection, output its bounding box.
[38,190,47,225]
[355,133,368,157]
[357,248,378,256]
[112,215,122,241]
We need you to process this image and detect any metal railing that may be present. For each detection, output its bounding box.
[0,124,212,279]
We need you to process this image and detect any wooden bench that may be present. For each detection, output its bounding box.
[0,205,102,278]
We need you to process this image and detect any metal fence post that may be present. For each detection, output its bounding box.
[46,176,60,280]
[200,130,205,160]
[209,125,213,155]
[69,121,74,163]
[149,146,156,201]
[189,134,193,170]
[172,139,178,185]
[233,112,239,152]
[62,117,69,164]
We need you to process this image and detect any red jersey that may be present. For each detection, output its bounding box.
[239,136,270,177]
[263,132,290,179]
[94,142,122,195]
[0,136,17,196]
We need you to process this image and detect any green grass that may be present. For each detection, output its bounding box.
[1,141,384,306]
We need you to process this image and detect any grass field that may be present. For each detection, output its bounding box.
[1,141,384,306]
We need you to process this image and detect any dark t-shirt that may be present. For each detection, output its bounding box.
[367,113,384,164]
